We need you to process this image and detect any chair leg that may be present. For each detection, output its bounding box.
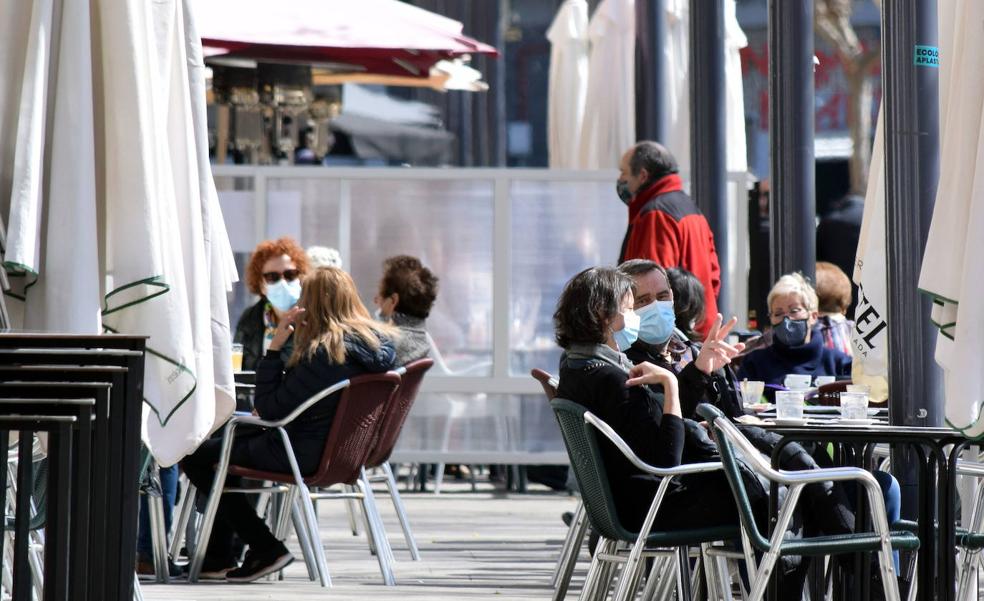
[382,462,421,560]
[345,495,362,537]
[148,490,170,583]
[132,572,144,601]
[553,502,589,601]
[187,431,235,583]
[170,482,195,562]
[433,462,446,495]
[577,537,612,601]
[289,492,318,582]
[356,473,396,585]
[351,483,378,556]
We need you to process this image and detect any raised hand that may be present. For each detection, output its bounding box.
[694,314,745,375]
[269,305,305,352]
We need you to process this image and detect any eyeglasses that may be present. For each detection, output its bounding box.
[770,307,808,320]
[262,269,300,285]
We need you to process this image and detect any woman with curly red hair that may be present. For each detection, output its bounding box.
[234,237,311,371]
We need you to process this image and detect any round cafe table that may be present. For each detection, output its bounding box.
[757,420,965,601]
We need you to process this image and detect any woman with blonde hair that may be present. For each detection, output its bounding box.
[182,267,398,583]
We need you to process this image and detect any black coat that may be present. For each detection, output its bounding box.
[233,299,294,371]
[243,334,396,475]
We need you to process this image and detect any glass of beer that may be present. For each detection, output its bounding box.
[231,343,244,372]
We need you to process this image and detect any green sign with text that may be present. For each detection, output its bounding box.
[914,45,939,67]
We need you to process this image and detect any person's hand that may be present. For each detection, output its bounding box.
[269,306,305,352]
[626,362,678,391]
[694,314,745,375]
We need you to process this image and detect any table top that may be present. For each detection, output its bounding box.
[756,420,961,440]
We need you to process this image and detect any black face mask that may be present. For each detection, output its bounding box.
[616,180,632,205]
[774,317,809,347]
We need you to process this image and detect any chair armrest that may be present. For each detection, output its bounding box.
[249,379,351,428]
[583,411,723,477]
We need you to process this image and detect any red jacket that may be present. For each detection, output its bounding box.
[619,174,721,337]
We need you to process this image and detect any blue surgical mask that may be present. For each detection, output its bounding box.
[774,317,809,347]
[266,279,302,312]
[612,310,640,351]
[636,300,676,345]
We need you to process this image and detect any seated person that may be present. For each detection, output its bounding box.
[373,255,439,366]
[553,267,754,536]
[182,267,397,582]
[815,261,854,357]
[665,266,706,343]
[737,273,851,386]
[234,237,311,371]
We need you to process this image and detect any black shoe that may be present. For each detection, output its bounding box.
[225,544,294,583]
[561,511,574,527]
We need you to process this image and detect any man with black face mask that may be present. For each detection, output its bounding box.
[617,141,721,337]
[737,272,852,386]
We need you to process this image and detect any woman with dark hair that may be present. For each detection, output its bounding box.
[373,255,439,365]
[234,237,312,371]
[553,267,756,534]
[665,267,705,342]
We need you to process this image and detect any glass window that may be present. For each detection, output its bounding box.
[509,180,626,375]
[347,179,495,376]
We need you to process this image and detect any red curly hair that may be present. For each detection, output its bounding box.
[245,237,311,295]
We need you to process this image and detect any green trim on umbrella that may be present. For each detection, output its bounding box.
[102,275,168,316]
[946,414,984,440]
[2,290,25,302]
[103,324,198,427]
[917,287,959,305]
[1,261,38,276]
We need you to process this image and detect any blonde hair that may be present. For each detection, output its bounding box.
[288,267,398,367]
[767,272,819,314]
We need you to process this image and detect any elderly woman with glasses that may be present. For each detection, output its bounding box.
[737,272,852,386]
[234,237,312,371]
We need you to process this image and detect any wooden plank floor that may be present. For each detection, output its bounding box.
[140,482,583,600]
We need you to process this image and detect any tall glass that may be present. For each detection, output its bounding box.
[231,343,244,372]
[775,390,806,420]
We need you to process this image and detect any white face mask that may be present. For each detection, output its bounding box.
[266,279,301,312]
[612,309,640,351]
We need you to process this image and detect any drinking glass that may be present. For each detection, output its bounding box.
[739,380,766,406]
[775,390,806,420]
[231,343,244,372]
[839,392,869,421]
[783,374,812,390]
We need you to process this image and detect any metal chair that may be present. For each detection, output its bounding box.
[551,398,743,601]
[363,358,434,561]
[531,369,588,601]
[187,373,402,586]
[697,403,919,601]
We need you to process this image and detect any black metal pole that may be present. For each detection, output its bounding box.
[636,0,666,141]
[881,0,943,543]
[767,0,815,283]
[690,0,729,316]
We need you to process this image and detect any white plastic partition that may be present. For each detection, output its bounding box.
[214,165,752,464]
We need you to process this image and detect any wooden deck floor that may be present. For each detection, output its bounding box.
[140,482,582,600]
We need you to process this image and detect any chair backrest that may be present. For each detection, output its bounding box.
[696,403,772,551]
[365,358,434,468]
[530,368,558,400]
[307,372,402,486]
[550,398,633,542]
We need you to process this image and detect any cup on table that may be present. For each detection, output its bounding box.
[814,375,837,387]
[231,343,244,372]
[739,380,766,406]
[775,390,806,420]
[839,391,869,421]
[783,374,813,390]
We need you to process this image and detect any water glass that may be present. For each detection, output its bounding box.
[739,380,766,406]
[839,392,869,421]
[231,343,244,372]
[775,391,806,420]
[783,374,813,390]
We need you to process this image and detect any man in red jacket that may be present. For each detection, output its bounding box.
[617,141,721,337]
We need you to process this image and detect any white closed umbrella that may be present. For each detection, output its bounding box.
[577,0,635,169]
[1,0,237,466]
[919,0,984,436]
[547,0,589,169]
[850,106,890,403]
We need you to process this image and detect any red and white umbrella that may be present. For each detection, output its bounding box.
[193,0,498,77]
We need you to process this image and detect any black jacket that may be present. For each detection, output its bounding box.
[234,299,294,371]
[245,333,396,474]
[625,335,743,420]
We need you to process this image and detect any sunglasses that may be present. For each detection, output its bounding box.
[262,269,300,285]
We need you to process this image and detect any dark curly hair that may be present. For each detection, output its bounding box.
[554,267,633,349]
[245,236,311,296]
[379,255,439,319]
[665,267,705,341]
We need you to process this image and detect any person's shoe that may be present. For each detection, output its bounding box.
[225,544,293,583]
[561,511,574,527]
[183,558,237,581]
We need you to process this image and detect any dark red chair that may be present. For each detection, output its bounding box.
[363,358,434,560]
[187,372,402,587]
